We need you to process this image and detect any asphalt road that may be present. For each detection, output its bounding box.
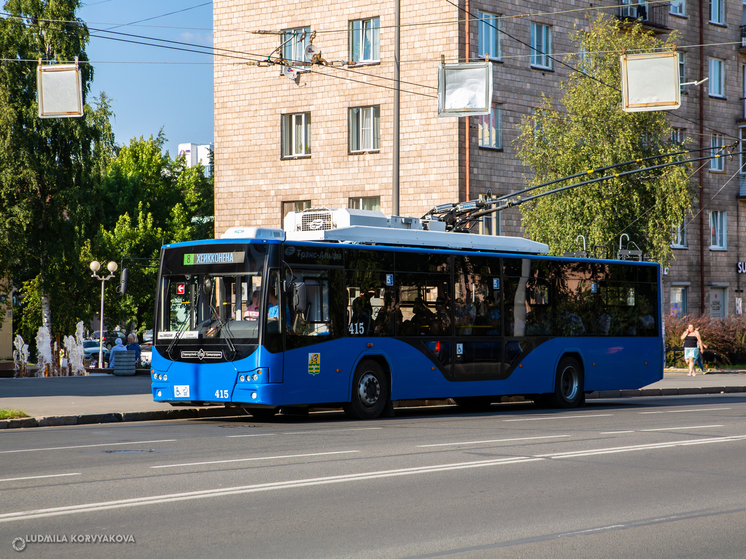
[2,394,746,558]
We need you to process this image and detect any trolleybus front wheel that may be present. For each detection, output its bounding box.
[344,359,389,420]
[551,356,584,408]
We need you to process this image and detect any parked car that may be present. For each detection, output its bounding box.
[82,340,110,367]
[143,329,153,343]
[91,330,127,349]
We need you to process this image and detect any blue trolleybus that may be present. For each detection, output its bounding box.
[151,208,663,419]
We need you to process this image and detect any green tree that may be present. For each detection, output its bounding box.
[0,0,114,340]
[515,16,692,265]
[89,135,214,333]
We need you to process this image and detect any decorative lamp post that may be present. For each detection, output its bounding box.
[90,260,118,368]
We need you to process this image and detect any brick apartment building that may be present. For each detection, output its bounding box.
[213,0,746,319]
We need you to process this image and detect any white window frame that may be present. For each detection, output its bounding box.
[710,210,727,250]
[349,106,380,152]
[670,286,688,317]
[678,52,686,92]
[282,27,311,65]
[282,200,311,226]
[281,112,311,158]
[478,103,502,149]
[672,220,687,248]
[530,23,552,70]
[670,0,686,16]
[710,133,725,171]
[348,196,381,211]
[478,12,501,60]
[710,0,725,24]
[349,17,380,63]
[482,211,501,236]
[709,58,725,98]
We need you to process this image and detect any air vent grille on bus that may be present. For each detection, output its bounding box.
[301,211,333,231]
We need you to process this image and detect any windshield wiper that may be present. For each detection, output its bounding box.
[166,322,189,360]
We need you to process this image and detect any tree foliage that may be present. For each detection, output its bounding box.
[515,16,693,265]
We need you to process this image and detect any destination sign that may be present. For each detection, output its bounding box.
[183,251,245,266]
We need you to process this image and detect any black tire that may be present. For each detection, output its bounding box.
[344,359,389,420]
[245,407,278,420]
[550,356,584,408]
[453,397,493,412]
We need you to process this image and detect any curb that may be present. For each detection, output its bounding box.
[1,385,745,429]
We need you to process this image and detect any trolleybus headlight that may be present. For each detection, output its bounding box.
[157,390,162,397]
[153,372,157,379]
[158,374,163,380]
[239,375,245,382]
[163,374,167,381]
[252,374,259,381]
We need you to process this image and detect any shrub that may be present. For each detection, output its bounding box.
[665,314,746,366]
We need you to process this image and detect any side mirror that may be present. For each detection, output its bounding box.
[289,282,307,314]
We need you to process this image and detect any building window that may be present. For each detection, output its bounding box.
[349,106,380,152]
[709,58,725,97]
[740,127,746,175]
[530,23,552,69]
[678,52,686,92]
[670,287,688,317]
[710,0,725,24]
[349,196,381,211]
[281,113,311,158]
[672,220,687,248]
[710,210,727,249]
[478,103,502,149]
[670,0,686,16]
[282,200,311,226]
[349,17,380,63]
[478,12,501,60]
[710,133,725,171]
[282,27,311,65]
[482,211,500,236]
[670,128,686,146]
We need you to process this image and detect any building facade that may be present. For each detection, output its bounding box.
[213,0,746,319]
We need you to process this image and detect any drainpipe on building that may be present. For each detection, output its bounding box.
[463,0,471,203]
[699,0,706,316]
[393,0,400,216]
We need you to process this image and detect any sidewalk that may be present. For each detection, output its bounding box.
[1,370,745,429]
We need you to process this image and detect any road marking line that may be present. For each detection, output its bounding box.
[226,433,276,439]
[0,456,542,523]
[599,431,635,434]
[535,434,746,459]
[504,414,613,422]
[0,473,81,483]
[418,435,570,448]
[282,427,383,435]
[5,434,746,523]
[640,425,723,432]
[641,408,730,415]
[151,450,360,469]
[0,439,177,454]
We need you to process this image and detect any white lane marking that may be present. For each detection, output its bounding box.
[0,456,542,523]
[504,414,613,422]
[535,434,746,459]
[600,431,635,434]
[641,408,731,415]
[641,425,723,432]
[5,434,746,523]
[226,433,276,439]
[282,427,383,435]
[0,473,81,483]
[0,439,177,454]
[417,435,570,448]
[151,450,360,469]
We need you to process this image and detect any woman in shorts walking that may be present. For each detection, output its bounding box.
[680,324,706,377]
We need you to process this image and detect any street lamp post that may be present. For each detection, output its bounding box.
[90,260,118,368]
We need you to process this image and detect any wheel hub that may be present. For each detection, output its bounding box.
[357,372,380,407]
[560,366,579,400]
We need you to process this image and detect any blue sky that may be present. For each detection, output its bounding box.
[78,0,214,159]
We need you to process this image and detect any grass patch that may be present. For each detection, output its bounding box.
[0,409,29,420]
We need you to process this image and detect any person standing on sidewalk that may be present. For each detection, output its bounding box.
[680,324,705,377]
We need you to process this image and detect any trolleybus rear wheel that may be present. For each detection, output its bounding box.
[344,359,389,420]
[551,356,584,408]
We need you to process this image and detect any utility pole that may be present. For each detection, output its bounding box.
[393,0,400,216]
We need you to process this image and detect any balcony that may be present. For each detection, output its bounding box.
[617,1,669,33]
